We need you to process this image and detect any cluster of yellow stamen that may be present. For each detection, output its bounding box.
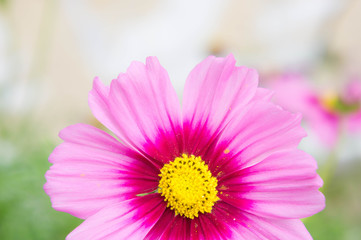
[158,154,219,219]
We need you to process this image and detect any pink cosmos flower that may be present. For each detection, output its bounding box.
[44,55,325,239]
[271,74,361,147]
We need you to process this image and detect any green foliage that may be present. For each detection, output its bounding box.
[333,98,360,114]
[305,160,361,240]
[305,207,346,239]
[0,0,7,7]
[0,123,82,240]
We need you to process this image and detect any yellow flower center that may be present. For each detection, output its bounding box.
[321,90,338,111]
[158,154,219,219]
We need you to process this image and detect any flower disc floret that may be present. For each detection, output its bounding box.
[158,154,219,219]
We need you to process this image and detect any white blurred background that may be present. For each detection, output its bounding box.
[3,0,361,130]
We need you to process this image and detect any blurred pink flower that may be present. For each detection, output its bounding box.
[271,74,361,147]
[44,55,324,239]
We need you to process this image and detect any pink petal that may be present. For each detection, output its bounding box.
[149,207,233,240]
[218,150,325,219]
[88,77,123,139]
[66,194,166,240]
[270,74,316,116]
[346,110,361,133]
[253,88,274,102]
[147,213,192,240]
[299,96,340,147]
[144,208,181,239]
[154,210,233,240]
[151,201,314,239]
[148,207,232,240]
[341,78,361,104]
[270,74,339,147]
[182,54,258,156]
[196,211,233,239]
[209,101,306,176]
[214,202,313,240]
[89,57,183,165]
[44,124,159,219]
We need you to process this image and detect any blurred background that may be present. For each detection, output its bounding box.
[1,0,361,239]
